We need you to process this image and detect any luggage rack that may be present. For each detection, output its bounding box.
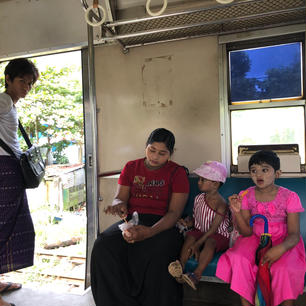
[234,144,305,174]
[238,144,299,155]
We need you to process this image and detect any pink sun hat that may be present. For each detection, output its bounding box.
[193,161,227,183]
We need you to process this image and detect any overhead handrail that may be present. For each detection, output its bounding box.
[102,6,305,41]
[146,0,168,17]
[216,0,234,3]
[106,0,263,28]
[84,0,106,27]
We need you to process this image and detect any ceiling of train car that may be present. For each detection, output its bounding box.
[89,0,306,50]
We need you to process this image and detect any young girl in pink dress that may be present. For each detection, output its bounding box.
[216,150,306,306]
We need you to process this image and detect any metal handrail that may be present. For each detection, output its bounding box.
[105,0,266,28]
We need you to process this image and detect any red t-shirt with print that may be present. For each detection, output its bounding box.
[118,158,189,216]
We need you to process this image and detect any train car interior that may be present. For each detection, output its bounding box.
[0,0,305,305]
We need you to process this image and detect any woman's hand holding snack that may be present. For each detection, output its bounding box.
[123,225,152,243]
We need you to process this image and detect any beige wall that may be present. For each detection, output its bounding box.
[99,177,121,231]
[95,36,221,173]
[95,36,221,230]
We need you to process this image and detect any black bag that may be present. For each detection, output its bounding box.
[0,121,45,189]
[20,145,45,188]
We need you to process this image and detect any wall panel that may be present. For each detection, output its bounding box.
[95,37,221,229]
[95,36,221,174]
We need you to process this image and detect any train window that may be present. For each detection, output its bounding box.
[229,42,303,104]
[225,34,305,167]
[231,106,305,164]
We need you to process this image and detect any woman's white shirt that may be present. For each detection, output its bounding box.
[0,92,22,157]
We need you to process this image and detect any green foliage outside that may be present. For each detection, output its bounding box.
[0,57,86,291]
[0,60,83,164]
[230,51,258,102]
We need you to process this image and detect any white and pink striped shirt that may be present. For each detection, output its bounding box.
[193,193,230,239]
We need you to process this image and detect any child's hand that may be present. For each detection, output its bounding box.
[104,203,128,219]
[228,194,242,213]
[261,245,285,267]
[178,216,194,228]
[188,242,201,261]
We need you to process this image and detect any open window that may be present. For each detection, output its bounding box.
[220,32,305,174]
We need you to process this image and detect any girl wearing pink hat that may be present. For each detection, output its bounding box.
[168,161,230,290]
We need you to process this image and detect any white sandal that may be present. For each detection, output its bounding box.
[168,260,184,283]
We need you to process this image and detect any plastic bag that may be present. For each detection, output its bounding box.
[118,211,139,232]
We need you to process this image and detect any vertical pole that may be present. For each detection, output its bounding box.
[83,23,99,288]
[219,43,231,174]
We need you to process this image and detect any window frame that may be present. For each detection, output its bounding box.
[218,26,306,176]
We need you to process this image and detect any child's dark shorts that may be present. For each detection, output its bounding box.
[186,228,229,252]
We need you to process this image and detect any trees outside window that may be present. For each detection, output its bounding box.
[0,53,83,165]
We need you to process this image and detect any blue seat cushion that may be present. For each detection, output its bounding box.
[184,252,223,277]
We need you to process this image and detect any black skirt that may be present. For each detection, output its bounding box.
[90,214,184,306]
[0,156,35,273]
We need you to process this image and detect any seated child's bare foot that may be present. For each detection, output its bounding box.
[168,260,184,283]
[182,272,199,290]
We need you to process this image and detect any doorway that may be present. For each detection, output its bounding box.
[0,50,87,293]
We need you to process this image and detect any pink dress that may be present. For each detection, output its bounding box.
[216,186,306,306]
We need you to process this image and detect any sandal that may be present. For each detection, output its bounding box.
[168,260,184,284]
[181,272,199,290]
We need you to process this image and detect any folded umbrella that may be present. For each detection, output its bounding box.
[250,214,272,306]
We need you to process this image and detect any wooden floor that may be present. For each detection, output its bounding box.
[183,281,240,306]
[183,281,306,306]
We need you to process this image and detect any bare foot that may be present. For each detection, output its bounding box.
[0,282,22,293]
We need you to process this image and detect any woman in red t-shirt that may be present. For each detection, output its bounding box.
[91,128,189,306]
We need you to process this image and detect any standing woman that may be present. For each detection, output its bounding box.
[0,58,39,306]
[91,128,189,306]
